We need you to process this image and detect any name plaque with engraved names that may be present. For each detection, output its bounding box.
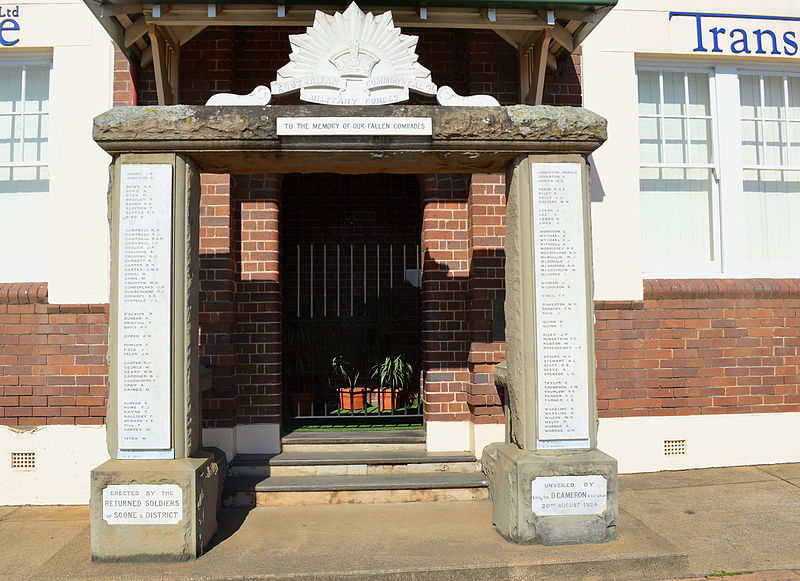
[531,163,591,449]
[277,117,432,136]
[117,164,173,456]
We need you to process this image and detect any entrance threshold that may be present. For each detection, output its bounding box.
[283,417,423,434]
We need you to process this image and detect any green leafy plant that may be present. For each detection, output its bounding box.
[331,356,361,388]
[371,354,414,392]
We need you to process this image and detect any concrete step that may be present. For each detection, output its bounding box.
[229,451,479,477]
[280,429,427,453]
[223,472,489,507]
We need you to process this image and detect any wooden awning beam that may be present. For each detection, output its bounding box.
[148,24,179,105]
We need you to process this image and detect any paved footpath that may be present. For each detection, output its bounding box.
[661,572,800,581]
[1,462,799,581]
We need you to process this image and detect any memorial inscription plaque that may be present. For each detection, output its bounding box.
[117,164,174,459]
[277,117,432,136]
[102,484,183,525]
[531,475,607,516]
[531,163,590,450]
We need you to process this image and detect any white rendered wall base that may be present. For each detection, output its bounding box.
[598,413,800,473]
[202,423,281,460]
[0,425,109,505]
[425,421,471,453]
[425,421,505,458]
[471,422,505,460]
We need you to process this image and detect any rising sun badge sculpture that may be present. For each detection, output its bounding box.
[271,2,437,105]
[205,2,499,107]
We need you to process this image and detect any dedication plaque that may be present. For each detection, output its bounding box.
[117,164,173,457]
[531,163,590,449]
[531,475,607,516]
[277,117,432,136]
[102,484,183,525]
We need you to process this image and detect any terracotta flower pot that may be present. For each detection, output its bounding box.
[337,387,367,411]
[378,389,399,411]
[289,392,314,415]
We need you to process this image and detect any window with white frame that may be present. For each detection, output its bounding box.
[0,56,51,194]
[637,65,800,277]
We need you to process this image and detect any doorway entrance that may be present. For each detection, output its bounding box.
[281,174,423,427]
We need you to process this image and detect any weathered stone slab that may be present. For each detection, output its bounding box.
[92,105,607,174]
[90,454,222,561]
[482,443,618,545]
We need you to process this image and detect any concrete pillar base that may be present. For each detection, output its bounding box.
[482,443,618,546]
[89,451,223,561]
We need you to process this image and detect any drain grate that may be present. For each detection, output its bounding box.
[11,451,36,470]
[663,439,687,456]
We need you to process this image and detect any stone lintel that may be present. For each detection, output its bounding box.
[92,105,607,174]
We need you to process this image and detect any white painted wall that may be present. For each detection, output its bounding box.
[202,424,282,461]
[598,413,800,473]
[5,414,798,505]
[0,0,112,303]
[0,425,109,505]
[582,0,800,299]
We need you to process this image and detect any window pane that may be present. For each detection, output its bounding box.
[663,117,687,164]
[11,115,22,162]
[689,118,712,164]
[740,75,760,119]
[741,119,761,166]
[638,71,660,116]
[788,77,800,120]
[0,67,22,114]
[763,75,785,119]
[24,66,49,113]
[0,165,48,193]
[687,73,711,116]
[639,116,662,163]
[22,114,47,162]
[662,72,686,116]
[788,122,800,166]
[743,169,800,262]
[0,115,12,163]
[639,71,661,115]
[640,167,714,266]
[763,120,786,165]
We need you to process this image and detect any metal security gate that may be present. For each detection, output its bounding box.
[282,174,422,422]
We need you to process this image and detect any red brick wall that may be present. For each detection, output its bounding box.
[466,175,506,423]
[199,174,238,427]
[596,279,800,418]
[420,174,472,422]
[113,46,136,106]
[0,283,108,427]
[543,48,582,106]
[232,174,283,425]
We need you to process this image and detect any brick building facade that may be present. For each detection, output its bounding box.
[1,0,799,504]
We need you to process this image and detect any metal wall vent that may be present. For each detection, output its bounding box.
[11,451,36,470]
[664,440,687,456]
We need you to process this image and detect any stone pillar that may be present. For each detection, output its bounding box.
[482,154,618,545]
[90,153,222,561]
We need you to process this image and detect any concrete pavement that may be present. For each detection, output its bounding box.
[1,462,799,581]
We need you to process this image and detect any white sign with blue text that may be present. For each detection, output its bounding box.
[671,11,800,57]
[0,5,20,46]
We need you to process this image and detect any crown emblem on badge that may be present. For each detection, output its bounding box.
[330,41,379,79]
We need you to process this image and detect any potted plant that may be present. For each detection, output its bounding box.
[331,355,366,411]
[371,354,414,411]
